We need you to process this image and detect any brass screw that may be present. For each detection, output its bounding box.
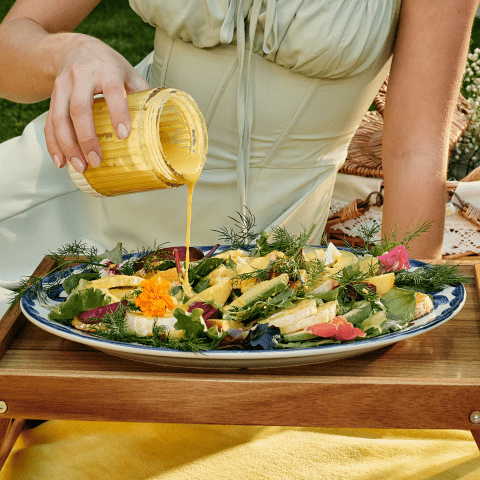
[469,411,480,425]
[0,401,7,414]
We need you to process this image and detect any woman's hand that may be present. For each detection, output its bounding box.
[44,34,150,172]
[0,0,151,172]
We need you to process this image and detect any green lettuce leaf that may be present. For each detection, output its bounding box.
[62,272,100,295]
[188,258,225,287]
[95,242,124,265]
[49,287,110,323]
[256,231,272,256]
[172,308,207,341]
[380,287,416,323]
[357,310,388,335]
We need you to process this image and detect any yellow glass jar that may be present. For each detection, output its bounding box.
[67,88,207,197]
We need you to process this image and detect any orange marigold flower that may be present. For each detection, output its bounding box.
[135,276,176,317]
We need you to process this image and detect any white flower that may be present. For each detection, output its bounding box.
[98,259,121,278]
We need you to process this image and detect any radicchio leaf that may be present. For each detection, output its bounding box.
[77,301,127,324]
[188,301,219,320]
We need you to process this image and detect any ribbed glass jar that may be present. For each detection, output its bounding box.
[67,88,207,197]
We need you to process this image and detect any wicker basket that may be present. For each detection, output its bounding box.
[326,76,475,257]
[338,75,470,179]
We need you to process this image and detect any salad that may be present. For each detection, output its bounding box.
[14,217,469,353]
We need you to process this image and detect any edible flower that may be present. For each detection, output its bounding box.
[98,259,121,277]
[306,315,366,341]
[135,276,176,317]
[378,245,409,272]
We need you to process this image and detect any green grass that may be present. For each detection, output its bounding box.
[0,4,479,144]
[0,0,155,143]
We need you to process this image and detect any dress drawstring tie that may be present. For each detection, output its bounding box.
[220,0,278,215]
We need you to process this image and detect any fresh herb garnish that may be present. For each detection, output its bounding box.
[211,208,258,249]
[394,263,471,292]
[9,241,120,310]
[266,224,316,259]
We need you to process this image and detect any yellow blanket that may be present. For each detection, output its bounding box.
[2,422,480,480]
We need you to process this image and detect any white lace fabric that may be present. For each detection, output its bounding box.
[328,199,480,257]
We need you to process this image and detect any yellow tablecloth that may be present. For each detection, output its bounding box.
[2,421,480,480]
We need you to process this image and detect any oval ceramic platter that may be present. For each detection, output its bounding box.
[20,247,466,369]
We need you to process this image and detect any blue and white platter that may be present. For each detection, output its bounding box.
[20,248,466,369]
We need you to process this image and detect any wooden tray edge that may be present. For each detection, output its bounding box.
[0,256,57,360]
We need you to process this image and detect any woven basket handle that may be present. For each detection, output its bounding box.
[372,75,469,153]
[327,188,384,226]
[448,190,480,228]
[373,76,388,117]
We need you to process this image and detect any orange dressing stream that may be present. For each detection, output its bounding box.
[163,146,203,295]
[158,99,205,297]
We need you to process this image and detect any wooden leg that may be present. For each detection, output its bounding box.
[0,418,25,471]
[471,429,480,451]
[0,419,9,446]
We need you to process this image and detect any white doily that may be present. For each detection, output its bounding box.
[329,198,480,257]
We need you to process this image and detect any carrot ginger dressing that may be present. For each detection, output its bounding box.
[161,140,203,293]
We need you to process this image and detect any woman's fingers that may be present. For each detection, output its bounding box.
[125,71,150,93]
[49,74,88,172]
[100,76,131,140]
[44,107,66,168]
[45,35,151,171]
[69,68,103,168]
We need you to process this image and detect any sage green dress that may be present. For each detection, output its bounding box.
[0,0,400,296]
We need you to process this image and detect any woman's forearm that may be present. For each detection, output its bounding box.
[382,153,447,260]
[382,0,478,260]
[0,0,102,103]
[0,17,72,102]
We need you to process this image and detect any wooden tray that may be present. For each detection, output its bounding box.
[1,257,480,468]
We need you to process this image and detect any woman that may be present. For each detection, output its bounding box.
[0,1,475,280]
[0,1,479,478]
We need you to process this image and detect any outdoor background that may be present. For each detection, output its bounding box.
[1,0,480,157]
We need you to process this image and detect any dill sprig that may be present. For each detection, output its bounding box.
[303,259,327,289]
[394,262,471,292]
[9,241,108,309]
[8,241,152,310]
[384,220,434,248]
[94,303,130,342]
[235,258,302,283]
[212,208,258,249]
[355,223,381,253]
[48,240,100,264]
[268,224,316,259]
[354,220,433,256]
[235,251,325,289]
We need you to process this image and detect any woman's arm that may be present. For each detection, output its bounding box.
[0,0,102,102]
[0,0,150,172]
[382,0,479,260]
